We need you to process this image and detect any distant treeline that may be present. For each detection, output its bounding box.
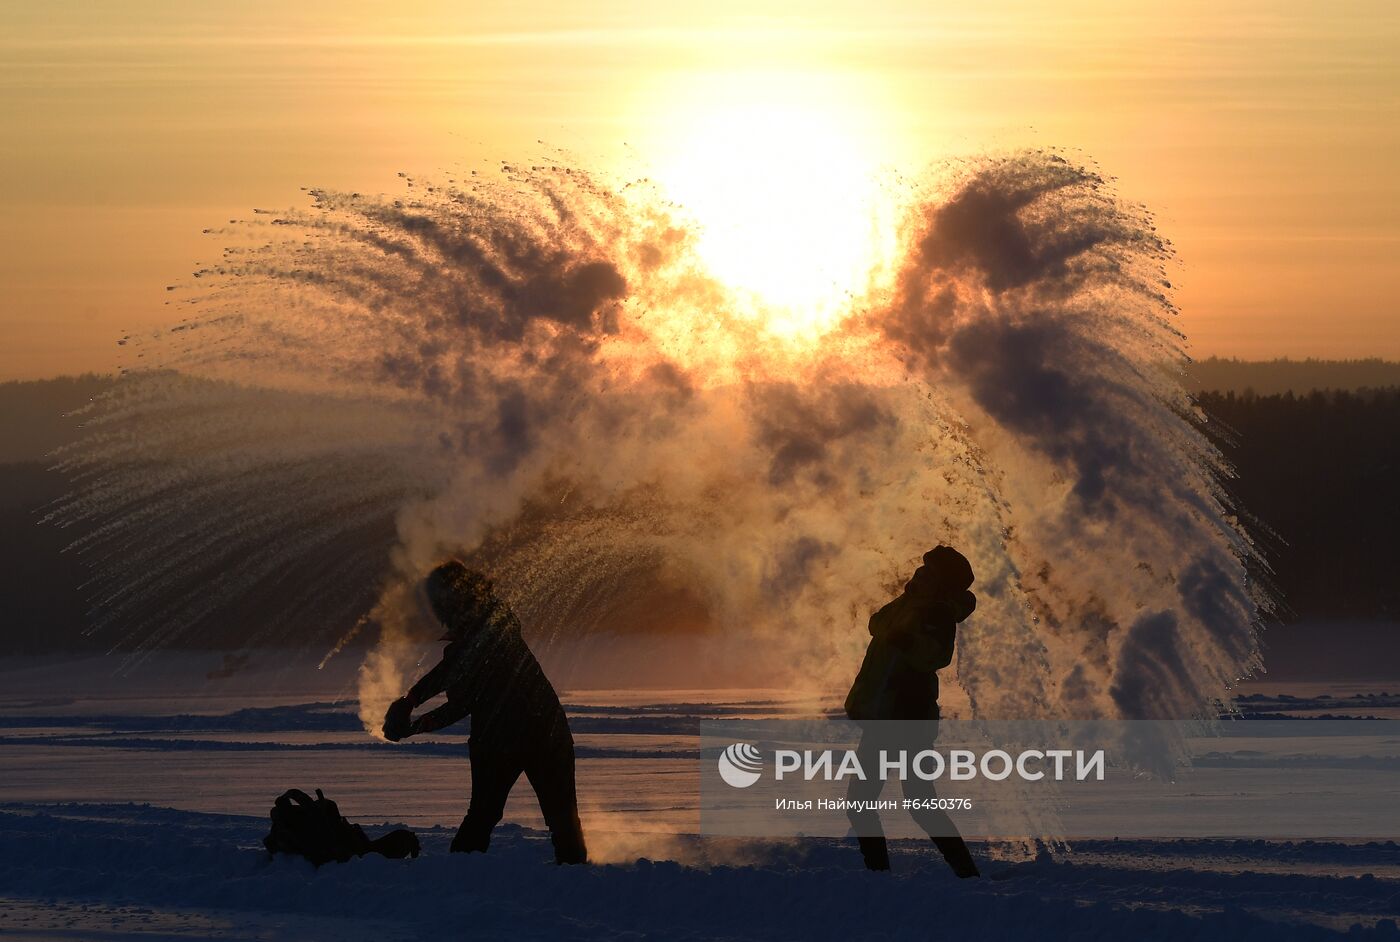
[0,370,1397,651]
[1200,387,1400,622]
[8,363,1400,462]
[0,465,92,653]
[0,374,112,463]
[1188,357,1400,397]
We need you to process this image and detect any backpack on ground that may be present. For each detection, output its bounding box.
[263,788,420,866]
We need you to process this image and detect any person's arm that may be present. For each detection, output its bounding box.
[406,698,470,735]
[889,616,956,672]
[403,652,455,708]
[383,646,460,741]
[888,592,976,672]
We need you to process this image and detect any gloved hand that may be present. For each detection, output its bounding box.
[382,697,414,742]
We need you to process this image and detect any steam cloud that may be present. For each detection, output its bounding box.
[56,152,1268,789]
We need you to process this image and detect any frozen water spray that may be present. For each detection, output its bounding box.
[54,152,1269,792]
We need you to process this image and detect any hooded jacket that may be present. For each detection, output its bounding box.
[405,601,570,754]
[843,588,977,722]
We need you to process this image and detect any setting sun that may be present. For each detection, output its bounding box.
[645,73,898,335]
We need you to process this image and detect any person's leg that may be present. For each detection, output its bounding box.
[452,743,523,853]
[524,736,587,864]
[900,751,979,878]
[847,728,891,870]
[929,833,980,878]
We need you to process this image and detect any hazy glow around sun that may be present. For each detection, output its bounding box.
[644,72,899,336]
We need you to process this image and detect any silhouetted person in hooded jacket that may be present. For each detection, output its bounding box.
[843,545,980,877]
[382,560,587,864]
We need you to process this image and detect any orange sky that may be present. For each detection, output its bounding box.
[2,0,1397,379]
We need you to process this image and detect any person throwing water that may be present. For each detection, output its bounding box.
[382,560,587,864]
[842,545,980,877]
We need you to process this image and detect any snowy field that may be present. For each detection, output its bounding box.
[2,653,1398,940]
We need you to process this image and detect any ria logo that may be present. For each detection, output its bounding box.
[717,742,763,788]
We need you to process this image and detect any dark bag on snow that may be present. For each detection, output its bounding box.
[263,788,420,866]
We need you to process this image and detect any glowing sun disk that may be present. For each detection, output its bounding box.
[654,86,893,335]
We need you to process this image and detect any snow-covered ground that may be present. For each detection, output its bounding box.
[1,652,1398,940]
[3,803,1399,940]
